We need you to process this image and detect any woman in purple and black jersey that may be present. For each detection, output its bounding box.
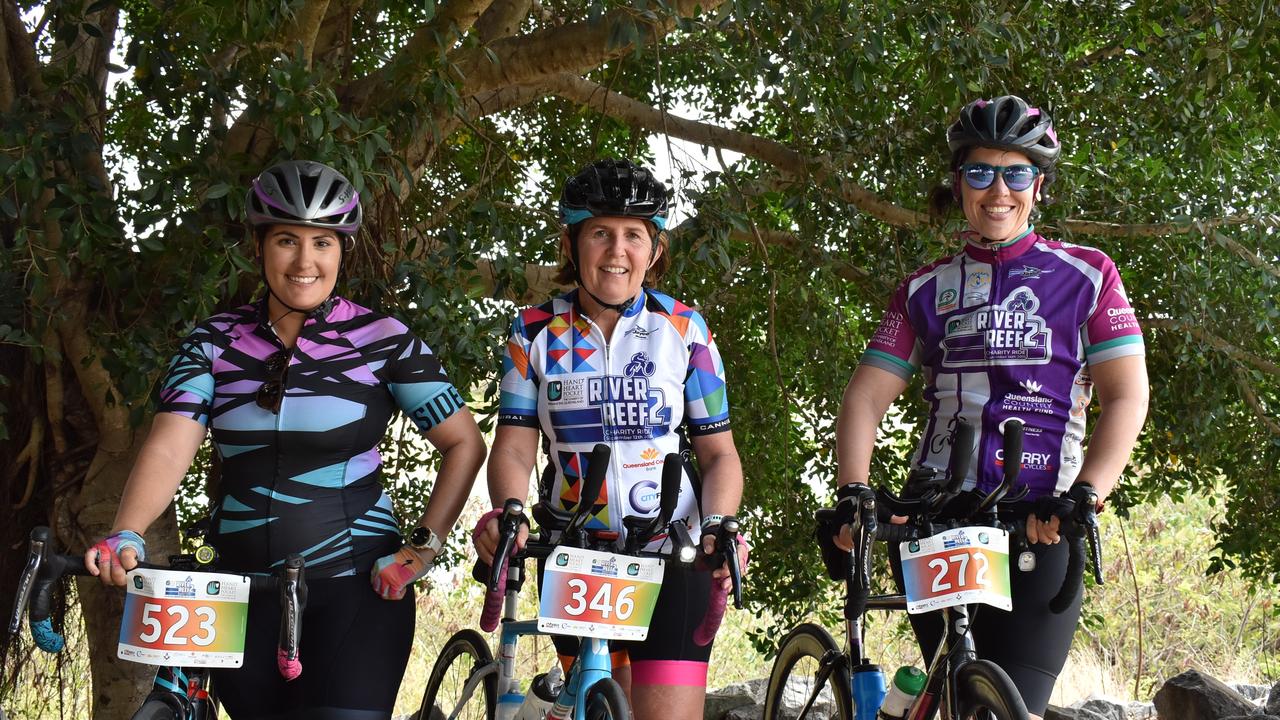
[84,160,486,718]
[473,159,747,720]
[833,97,1149,717]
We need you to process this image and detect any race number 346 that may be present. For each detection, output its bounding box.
[562,578,638,621]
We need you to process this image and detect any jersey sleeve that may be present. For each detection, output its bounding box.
[858,281,921,380]
[497,312,541,429]
[384,329,467,433]
[683,310,731,436]
[1082,256,1145,364]
[157,326,217,426]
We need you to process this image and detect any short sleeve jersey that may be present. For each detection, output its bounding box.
[497,289,731,548]
[859,231,1144,498]
[158,296,466,578]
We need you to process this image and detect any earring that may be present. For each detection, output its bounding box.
[1035,191,1042,202]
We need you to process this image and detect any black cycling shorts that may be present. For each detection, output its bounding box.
[890,533,1082,715]
[537,559,714,687]
[212,575,414,719]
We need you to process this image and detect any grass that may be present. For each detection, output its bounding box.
[4,494,1278,719]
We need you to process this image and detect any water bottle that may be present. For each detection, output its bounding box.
[496,690,524,720]
[514,664,563,720]
[849,663,887,720]
[877,666,926,720]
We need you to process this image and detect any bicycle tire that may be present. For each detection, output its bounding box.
[951,659,1029,720]
[764,623,852,720]
[128,697,181,720]
[419,629,497,720]
[583,677,630,720]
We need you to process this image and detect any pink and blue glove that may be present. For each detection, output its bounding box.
[91,530,147,569]
[370,546,430,600]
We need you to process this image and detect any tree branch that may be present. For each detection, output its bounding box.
[476,0,533,43]
[546,73,929,228]
[1233,368,1280,438]
[1212,231,1280,280]
[548,74,1280,239]
[284,0,332,67]
[451,0,728,97]
[342,0,495,108]
[1144,318,1280,376]
[1049,215,1265,238]
[2,0,46,96]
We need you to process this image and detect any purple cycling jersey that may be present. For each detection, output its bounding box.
[860,229,1144,499]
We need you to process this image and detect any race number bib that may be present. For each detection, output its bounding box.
[117,568,251,667]
[537,546,663,641]
[899,526,1011,614]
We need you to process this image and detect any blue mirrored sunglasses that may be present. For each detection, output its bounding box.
[960,163,1041,192]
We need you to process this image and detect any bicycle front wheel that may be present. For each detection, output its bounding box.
[764,623,852,720]
[419,629,497,720]
[952,659,1029,720]
[584,677,630,720]
[128,696,182,720]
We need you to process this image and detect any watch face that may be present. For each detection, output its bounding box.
[410,526,440,551]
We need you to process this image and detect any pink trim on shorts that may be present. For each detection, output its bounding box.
[630,660,709,687]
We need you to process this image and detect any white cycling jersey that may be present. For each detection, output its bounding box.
[498,288,731,547]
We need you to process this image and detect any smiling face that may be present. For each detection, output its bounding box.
[959,146,1041,243]
[565,215,661,307]
[259,224,342,313]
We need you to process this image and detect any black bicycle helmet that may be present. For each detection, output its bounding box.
[946,96,1061,169]
[245,160,362,236]
[559,159,669,230]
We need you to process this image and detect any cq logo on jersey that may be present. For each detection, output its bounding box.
[630,479,661,513]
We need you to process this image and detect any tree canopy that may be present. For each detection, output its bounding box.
[2,0,1277,715]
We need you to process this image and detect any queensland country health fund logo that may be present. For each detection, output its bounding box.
[589,352,671,441]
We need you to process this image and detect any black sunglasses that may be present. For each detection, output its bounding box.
[959,163,1041,192]
[256,350,291,413]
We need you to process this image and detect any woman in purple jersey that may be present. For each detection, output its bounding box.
[832,97,1149,717]
[83,160,486,718]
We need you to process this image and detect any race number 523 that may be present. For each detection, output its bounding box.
[118,568,250,668]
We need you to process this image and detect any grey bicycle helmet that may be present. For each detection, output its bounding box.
[559,159,670,230]
[946,96,1061,169]
[245,160,362,236]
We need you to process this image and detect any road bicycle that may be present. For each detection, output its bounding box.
[419,443,743,720]
[764,419,1102,720]
[9,523,307,720]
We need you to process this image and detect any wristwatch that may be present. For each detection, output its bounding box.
[408,525,444,555]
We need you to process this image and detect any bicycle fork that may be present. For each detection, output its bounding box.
[907,606,977,720]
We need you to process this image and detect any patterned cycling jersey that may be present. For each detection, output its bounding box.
[498,289,731,548]
[158,296,466,578]
[860,230,1145,499]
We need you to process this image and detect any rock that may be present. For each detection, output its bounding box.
[1078,697,1131,720]
[1047,701,1126,720]
[1153,669,1259,720]
[725,706,764,720]
[1267,682,1280,716]
[1230,685,1271,703]
[706,678,767,720]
